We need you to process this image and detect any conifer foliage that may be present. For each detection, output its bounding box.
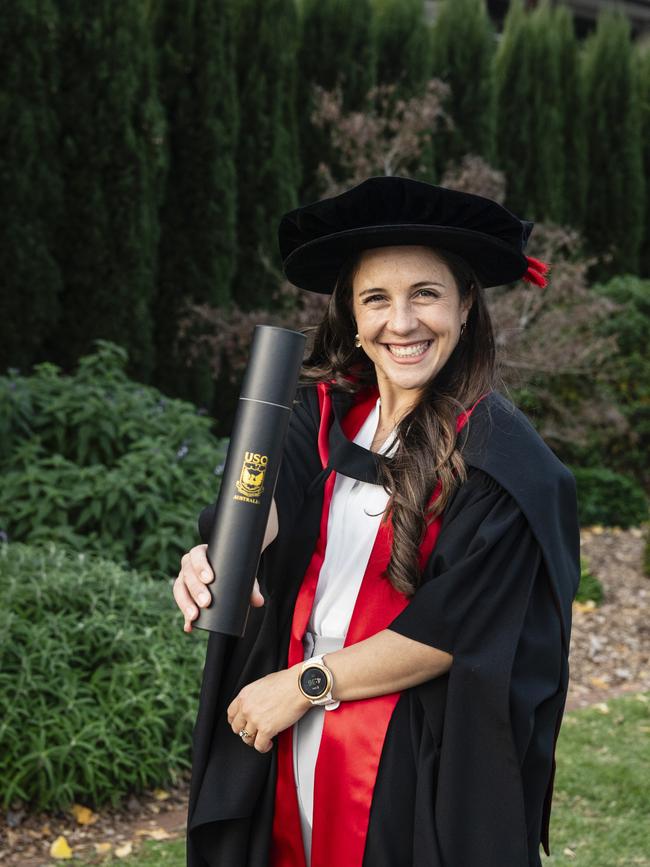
[232,0,301,309]
[637,46,650,278]
[494,0,534,216]
[51,0,165,380]
[581,10,645,279]
[374,0,430,96]
[296,0,376,200]
[526,1,566,223]
[553,3,587,229]
[2,0,650,391]
[153,0,238,406]
[0,0,63,374]
[493,0,578,224]
[431,0,496,175]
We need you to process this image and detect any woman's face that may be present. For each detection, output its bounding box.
[350,245,472,399]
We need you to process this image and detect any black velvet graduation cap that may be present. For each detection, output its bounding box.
[279,175,548,293]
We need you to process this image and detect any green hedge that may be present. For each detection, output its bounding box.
[593,275,650,488]
[572,467,648,528]
[0,341,225,578]
[0,542,207,811]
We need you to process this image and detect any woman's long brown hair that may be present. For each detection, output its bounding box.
[300,247,500,596]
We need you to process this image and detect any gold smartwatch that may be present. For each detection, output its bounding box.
[298,655,340,710]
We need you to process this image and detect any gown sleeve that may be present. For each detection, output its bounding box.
[387,467,567,865]
[388,467,545,654]
[197,384,322,544]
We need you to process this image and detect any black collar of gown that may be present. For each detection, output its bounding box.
[328,388,384,484]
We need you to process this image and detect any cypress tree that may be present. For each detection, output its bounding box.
[296,0,376,201]
[494,0,534,216]
[51,0,165,379]
[581,10,645,278]
[637,46,650,278]
[553,3,587,228]
[373,0,430,96]
[526,1,565,223]
[0,0,63,373]
[495,1,584,226]
[233,0,301,310]
[153,0,238,406]
[297,0,376,112]
[430,0,496,175]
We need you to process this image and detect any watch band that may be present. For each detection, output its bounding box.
[298,654,340,710]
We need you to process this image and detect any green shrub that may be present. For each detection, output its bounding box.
[575,558,604,605]
[0,342,226,578]
[571,467,648,528]
[0,542,207,811]
[593,275,650,489]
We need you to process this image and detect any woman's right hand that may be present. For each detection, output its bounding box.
[173,544,265,633]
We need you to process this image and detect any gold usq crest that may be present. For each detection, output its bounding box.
[235,451,268,501]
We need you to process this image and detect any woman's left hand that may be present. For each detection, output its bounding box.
[227,665,312,753]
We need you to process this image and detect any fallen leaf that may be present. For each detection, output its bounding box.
[115,841,133,858]
[71,803,98,825]
[135,824,172,840]
[152,788,170,801]
[94,842,113,854]
[50,836,73,859]
[563,847,576,858]
[589,676,609,689]
[573,600,596,613]
[594,702,610,714]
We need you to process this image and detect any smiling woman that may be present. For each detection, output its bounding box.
[352,246,472,410]
[300,237,499,598]
[181,176,579,867]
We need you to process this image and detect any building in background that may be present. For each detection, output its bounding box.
[426,0,650,38]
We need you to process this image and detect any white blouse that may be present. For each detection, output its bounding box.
[307,397,397,638]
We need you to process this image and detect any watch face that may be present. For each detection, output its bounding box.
[300,666,328,698]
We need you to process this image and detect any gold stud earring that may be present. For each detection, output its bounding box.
[354,333,361,348]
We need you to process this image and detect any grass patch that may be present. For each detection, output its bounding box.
[75,694,650,866]
[83,839,186,865]
[542,693,650,865]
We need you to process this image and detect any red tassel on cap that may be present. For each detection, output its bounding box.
[523,255,550,288]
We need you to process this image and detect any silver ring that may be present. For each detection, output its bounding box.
[239,728,252,740]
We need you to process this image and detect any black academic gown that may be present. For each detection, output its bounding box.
[186,385,580,867]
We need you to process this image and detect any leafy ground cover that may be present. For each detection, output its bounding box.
[0,543,207,813]
[0,342,227,579]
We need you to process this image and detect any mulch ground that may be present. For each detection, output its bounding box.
[567,525,649,709]
[1,526,648,866]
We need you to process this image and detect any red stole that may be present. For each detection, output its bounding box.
[271,384,484,867]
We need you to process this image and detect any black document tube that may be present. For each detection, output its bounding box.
[194,325,306,637]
